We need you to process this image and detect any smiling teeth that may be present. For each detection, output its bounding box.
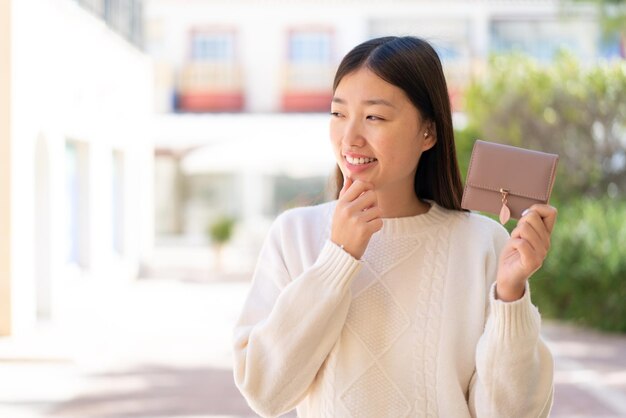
[346,156,377,165]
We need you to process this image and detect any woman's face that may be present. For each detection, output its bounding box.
[330,67,436,194]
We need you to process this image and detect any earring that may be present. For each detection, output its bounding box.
[424,132,429,138]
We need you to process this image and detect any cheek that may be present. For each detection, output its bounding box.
[380,140,420,170]
[329,123,340,145]
[390,153,416,170]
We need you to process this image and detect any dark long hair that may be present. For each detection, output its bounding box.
[331,36,465,212]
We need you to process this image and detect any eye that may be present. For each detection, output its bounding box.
[330,111,342,118]
[366,115,384,121]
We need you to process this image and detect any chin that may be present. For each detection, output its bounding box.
[349,173,375,185]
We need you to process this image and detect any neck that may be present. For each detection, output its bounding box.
[376,183,431,218]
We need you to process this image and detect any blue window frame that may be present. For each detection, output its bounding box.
[289,30,332,64]
[191,32,235,61]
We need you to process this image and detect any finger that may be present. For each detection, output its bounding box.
[366,217,384,233]
[341,179,374,202]
[349,189,378,212]
[511,221,547,255]
[517,211,550,249]
[359,205,382,222]
[339,175,353,199]
[523,204,558,234]
[509,238,543,274]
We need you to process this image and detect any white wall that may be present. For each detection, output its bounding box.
[0,0,13,336]
[9,0,154,333]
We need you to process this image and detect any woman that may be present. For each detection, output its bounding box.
[233,36,556,418]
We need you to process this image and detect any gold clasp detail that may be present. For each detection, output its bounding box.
[499,188,511,225]
[499,188,509,204]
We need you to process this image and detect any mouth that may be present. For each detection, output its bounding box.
[343,154,378,173]
[344,155,378,165]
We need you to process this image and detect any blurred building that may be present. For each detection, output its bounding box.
[145,0,619,114]
[0,0,154,336]
[145,0,616,261]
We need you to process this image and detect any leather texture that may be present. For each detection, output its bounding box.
[461,140,559,221]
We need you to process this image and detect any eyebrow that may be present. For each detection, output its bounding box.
[331,97,396,109]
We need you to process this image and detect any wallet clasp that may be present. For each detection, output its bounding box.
[499,188,511,225]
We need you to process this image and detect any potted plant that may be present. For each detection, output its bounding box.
[207,215,236,273]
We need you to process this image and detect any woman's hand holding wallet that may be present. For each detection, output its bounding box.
[495,204,558,301]
[461,140,560,302]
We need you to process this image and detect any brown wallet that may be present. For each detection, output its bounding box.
[461,140,559,224]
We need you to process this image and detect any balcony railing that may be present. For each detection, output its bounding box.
[281,63,334,112]
[176,62,244,112]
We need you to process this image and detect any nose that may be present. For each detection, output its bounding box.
[342,119,366,148]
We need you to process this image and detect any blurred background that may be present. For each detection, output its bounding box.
[0,0,625,417]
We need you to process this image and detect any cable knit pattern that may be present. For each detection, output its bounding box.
[409,226,448,418]
[341,277,412,417]
[341,364,411,417]
[232,200,555,418]
[363,235,422,276]
[429,229,450,415]
[345,281,410,356]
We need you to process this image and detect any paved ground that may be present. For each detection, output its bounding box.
[0,273,624,418]
[543,321,626,417]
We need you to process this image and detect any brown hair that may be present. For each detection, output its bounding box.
[331,36,465,211]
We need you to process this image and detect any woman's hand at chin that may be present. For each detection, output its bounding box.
[331,176,383,260]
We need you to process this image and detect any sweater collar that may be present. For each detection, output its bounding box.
[378,200,450,236]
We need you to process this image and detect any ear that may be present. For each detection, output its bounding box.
[421,122,437,152]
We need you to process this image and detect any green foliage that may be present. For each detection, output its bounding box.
[463,52,626,200]
[454,125,481,184]
[207,216,236,245]
[585,0,626,39]
[530,198,626,332]
[459,53,626,332]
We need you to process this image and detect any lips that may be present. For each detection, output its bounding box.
[343,153,378,173]
[345,155,377,165]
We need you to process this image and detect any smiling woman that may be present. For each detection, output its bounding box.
[330,67,437,219]
[329,37,463,218]
[232,36,557,418]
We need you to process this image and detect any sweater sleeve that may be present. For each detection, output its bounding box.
[468,278,555,417]
[232,214,362,418]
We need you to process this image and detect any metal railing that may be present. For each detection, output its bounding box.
[178,62,243,93]
[75,0,143,49]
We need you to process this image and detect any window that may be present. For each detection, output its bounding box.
[289,31,332,65]
[282,28,335,112]
[65,141,90,267]
[490,19,597,62]
[178,28,243,112]
[191,31,235,62]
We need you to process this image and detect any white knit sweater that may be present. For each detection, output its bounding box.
[233,200,554,418]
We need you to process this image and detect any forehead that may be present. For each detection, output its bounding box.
[334,67,407,103]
